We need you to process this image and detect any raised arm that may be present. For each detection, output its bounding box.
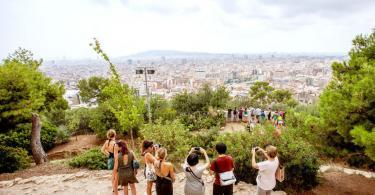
[169,164,176,182]
[200,148,210,169]
[251,147,259,169]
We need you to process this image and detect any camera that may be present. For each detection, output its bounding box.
[194,147,200,151]
[154,143,161,148]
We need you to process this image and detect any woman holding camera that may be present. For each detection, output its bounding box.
[154,148,175,195]
[141,140,157,195]
[251,145,279,195]
[183,147,210,195]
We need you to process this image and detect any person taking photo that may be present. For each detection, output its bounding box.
[251,145,279,195]
[183,147,210,195]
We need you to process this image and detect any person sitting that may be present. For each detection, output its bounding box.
[251,145,279,195]
[100,129,118,192]
[183,147,210,195]
[114,140,138,195]
[154,148,175,195]
[210,142,235,195]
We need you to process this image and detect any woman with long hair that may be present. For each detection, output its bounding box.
[141,140,157,195]
[154,148,175,195]
[114,140,138,195]
[101,129,118,192]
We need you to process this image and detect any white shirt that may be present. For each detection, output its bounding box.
[256,157,279,191]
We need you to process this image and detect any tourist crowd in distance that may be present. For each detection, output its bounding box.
[101,129,284,195]
[226,107,286,126]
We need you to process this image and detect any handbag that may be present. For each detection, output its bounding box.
[132,160,140,170]
[145,164,157,181]
[215,160,236,186]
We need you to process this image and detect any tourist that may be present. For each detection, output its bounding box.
[272,111,279,126]
[243,108,249,123]
[154,148,175,195]
[210,142,235,195]
[101,129,118,192]
[239,107,243,122]
[227,108,232,122]
[251,145,279,195]
[183,147,210,195]
[114,140,139,195]
[260,110,266,123]
[233,108,238,122]
[142,140,157,195]
[277,114,283,127]
[267,109,271,121]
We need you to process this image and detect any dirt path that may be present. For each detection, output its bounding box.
[0,170,286,195]
[2,166,374,195]
[222,122,246,133]
[303,171,375,195]
[47,135,102,160]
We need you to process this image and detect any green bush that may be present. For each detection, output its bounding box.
[140,120,190,163]
[89,105,121,138]
[347,153,375,170]
[179,111,225,131]
[0,121,58,152]
[66,107,94,135]
[189,126,219,156]
[55,125,70,144]
[215,124,319,192]
[68,147,107,170]
[0,146,31,173]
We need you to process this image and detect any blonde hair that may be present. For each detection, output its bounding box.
[106,129,116,139]
[156,148,167,160]
[266,145,277,158]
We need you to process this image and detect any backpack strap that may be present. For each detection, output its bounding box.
[187,167,204,186]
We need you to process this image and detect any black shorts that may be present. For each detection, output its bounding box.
[213,184,233,195]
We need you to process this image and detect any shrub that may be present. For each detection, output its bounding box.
[179,111,225,131]
[0,146,31,173]
[66,107,94,135]
[189,126,219,156]
[215,124,319,192]
[55,125,70,144]
[89,105,121,138]
[346,153,375,170]
[68,147,107,170]
[140,120,190,163]
[0,121,58,152]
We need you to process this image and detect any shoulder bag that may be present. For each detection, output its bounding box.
[215,160,236,186]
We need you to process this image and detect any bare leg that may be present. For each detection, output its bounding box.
[129,183,136,195]
[123,184,128,195]
[113,173,119,195]
[147,181,153,195]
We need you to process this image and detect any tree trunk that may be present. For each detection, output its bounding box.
[31,113,48,164]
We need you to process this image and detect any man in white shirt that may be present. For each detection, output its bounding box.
[251,145,279,195]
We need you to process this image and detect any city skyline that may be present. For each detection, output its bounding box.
[1,0,374,60]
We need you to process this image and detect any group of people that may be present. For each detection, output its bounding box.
[227,108,286,126]
[101,129,282,195]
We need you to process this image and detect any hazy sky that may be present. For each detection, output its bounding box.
[1,0,374,60]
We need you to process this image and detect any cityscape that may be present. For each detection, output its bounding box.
[41,51,345,107]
